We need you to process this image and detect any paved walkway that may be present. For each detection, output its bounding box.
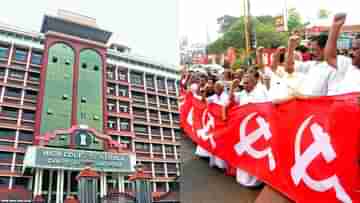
[180,138,260,203]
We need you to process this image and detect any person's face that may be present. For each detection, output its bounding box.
[232,70,244,81]
[199,76,207,86]
[207,80,214,90]
[242,73,257,92]
[351,39,360,68]
[309,41,324,61]
[214,83,224,95]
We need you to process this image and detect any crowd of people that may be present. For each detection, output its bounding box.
[179,13,360,188]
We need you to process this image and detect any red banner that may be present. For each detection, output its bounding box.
[180,92,360,203]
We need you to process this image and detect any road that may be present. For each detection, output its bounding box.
[180,137,260,203]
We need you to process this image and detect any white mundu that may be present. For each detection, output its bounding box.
[234,84,269,187]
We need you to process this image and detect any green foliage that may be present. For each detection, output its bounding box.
[208,15,289,54]
[287,8,304,32]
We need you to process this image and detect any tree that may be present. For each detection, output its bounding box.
[287,8,304,32]
[208,16,289,54]
[318,9,331,19]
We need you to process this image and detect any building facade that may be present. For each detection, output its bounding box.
[0,11,180,203]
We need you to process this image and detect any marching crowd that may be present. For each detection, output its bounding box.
[179,13,360,187]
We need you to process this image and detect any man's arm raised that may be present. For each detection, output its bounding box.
[325,13,346,68]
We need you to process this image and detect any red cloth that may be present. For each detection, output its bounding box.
[181,93,360,203]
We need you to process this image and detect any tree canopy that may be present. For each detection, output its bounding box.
[207,8,305,55]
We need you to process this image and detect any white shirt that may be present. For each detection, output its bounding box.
[234,84,269,106]
[207,92,230,106]
[295,60,336,96]
[265,67,305,100]
[328,56,360,95]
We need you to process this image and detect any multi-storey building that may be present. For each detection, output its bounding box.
[0,10,180,203]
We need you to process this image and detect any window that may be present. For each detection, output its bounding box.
[0,46,9,59]
[153,144,162,153]
[28,72,40,82]
[107,117,117,129]
[120,119,130,131]
[1,107,18,118]
[167,80,176,91]
[165,145,174,153]
[135,143,149,151]
[0,152,13,162]
[157,78,165,89]
[8,69,25,80]
[4,87,22,98]
[118,68,127,81]
[146,76,155,88]
[22,110,35,121]
[0,128,16,140]
[24,90,37,100]
[14,177,29,187]
[151,127,161,134]
[15,154,24,163]
[163,128,172,137]
[130,72,143,85]
[107,84,116,95]
[18,131,33,142]
[119,103,129,113]
[0,68,5,77]
[161,112,170,120]
[118,86,128,97]
[170,99,177,106]
[134,125,148,134]
[107,100,116,112]
[14,49,27,61]
[0,177,10,186]
[107,71,114,80]
[31,53,42,65]
[159,96,168,105]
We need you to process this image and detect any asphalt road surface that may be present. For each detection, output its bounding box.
[180,137,260,203]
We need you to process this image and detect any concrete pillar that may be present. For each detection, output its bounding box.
[39,169,43,195]
[118,175,124,192]
[67,171,71,195]
[33,169,39,197]
[48,170,53,203]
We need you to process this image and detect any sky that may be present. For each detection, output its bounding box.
[1,1,359,66]
[179,0,360,44]
[0,0,179,65]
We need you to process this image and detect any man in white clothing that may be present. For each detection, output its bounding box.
[230,72,268,187]
[286,34,337,97]
[325,13,360,95]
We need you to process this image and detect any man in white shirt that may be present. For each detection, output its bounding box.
[286,34,337,97]
[230,72,268,187]
[325,13,360,95]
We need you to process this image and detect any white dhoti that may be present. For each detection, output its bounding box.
[209,155,227,169]
[236,168,262,187]
[195,146,211,158]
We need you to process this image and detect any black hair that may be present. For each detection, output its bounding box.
[309,34,328,49]
[246,66,260,79]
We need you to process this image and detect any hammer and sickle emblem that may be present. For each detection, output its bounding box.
[234,112,276,171]
[291,116,352,203]
[196,109,217,148]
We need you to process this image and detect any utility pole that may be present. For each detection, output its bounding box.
[243,0,251,56]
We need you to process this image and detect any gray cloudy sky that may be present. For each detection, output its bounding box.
[0,0,179,65]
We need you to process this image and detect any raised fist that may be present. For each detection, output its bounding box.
[333,13,347,27]
[288,36,300,49]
